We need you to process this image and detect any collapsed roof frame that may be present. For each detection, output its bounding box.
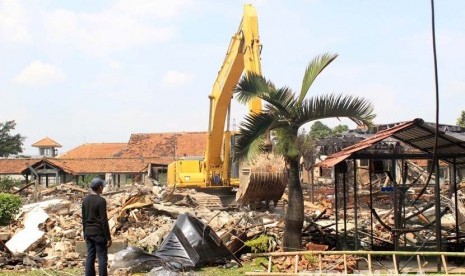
[316,118,465,255]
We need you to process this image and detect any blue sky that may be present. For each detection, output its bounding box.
[1,0,464,155]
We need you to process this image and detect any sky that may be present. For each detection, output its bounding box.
[1,0,464,156]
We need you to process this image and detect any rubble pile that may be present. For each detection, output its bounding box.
[3,177,460,274]
[0,181,352,274]
[0,183,177,272]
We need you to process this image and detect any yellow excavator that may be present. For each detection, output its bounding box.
[167,4,286,206]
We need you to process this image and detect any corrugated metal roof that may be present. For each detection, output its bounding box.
[316,118,465,168]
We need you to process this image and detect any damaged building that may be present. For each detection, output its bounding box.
[314,118,465,253]
[0,132,208,188]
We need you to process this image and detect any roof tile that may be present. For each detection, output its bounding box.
[59,143,127,159]
[31,137,62,148]
[117,132,207,159]
[0,158,41,174]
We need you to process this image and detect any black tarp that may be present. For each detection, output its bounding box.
[110,246,165,273]
[110,213,237,273]
[154,213,237,270]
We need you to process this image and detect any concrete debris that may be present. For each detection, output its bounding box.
[6,206,48,254]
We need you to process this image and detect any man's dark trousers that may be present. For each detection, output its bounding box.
[85,235,108,276]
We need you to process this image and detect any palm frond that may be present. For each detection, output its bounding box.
[261,86,298,118]
[297,93,375,126]
[235,112,276,161]
[234,73,274,104]
[299,53,338,103]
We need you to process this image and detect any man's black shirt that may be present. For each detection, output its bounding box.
[81,194,111,241]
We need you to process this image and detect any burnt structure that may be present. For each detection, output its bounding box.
[317,118,465,255]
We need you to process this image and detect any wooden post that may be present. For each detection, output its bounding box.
[392,254,398,275]
[441,254,448,275]
[311,162,315,203]
[294,255,298,273]
[343,254,348,275]
[368,253,372,275]
[318,254,322,275]
[417,255,423,274]
[267,256,272,272]
[35,178,38,202]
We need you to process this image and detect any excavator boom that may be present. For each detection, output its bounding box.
[167,4,286,206]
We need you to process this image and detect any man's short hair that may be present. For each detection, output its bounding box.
[90,177,106,191]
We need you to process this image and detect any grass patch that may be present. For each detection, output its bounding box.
[193,260,266,276]
[0,261,267,276]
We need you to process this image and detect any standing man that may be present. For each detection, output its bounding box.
[82,177,112,276]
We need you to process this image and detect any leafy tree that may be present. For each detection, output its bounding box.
[457,111,465,128]
[78,174,100,187]
[0,177,22,193]
[234,53,375,251]
[309,121,348,139]
[309,121,332,139]
[332,124,349,135]
[0,193,22,226]
[0,121,25,157]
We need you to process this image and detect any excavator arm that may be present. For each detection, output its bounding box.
[205,4,262,171]
[167,5,286,206]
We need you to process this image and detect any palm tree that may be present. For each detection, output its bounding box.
[234,53,375,251]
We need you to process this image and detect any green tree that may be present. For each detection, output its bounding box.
[309,121,332,139]
[457,111,465,128]
[0,121,26,157]
[0,177,22,193]
[0,193,22,226]
[234,53,375,251]
[332,124,349,135]
[309,121,348,139]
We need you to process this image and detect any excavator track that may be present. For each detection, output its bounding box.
[166,189,237,210]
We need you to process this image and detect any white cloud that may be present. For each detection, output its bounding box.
[42,0,196,57]
[45,8,175,56]
[0,0,32,43]
[162,70,194,87]
[14,61,66,86]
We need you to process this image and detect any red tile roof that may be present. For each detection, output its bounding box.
[117,132,207,159]
[44,157,172,174]
[59,143,127,159]
[47,158,145,174]
[0,158,41,174]
[2,132,210,175]
[31,137,62,148]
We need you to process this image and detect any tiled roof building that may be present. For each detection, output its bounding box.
[0,132,209,186]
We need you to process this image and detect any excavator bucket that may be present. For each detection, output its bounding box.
[235,155,287,205]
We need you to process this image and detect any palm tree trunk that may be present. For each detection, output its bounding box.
[283,158,304,251]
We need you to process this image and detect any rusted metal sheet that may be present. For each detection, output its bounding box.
[315,118,465,168]
[316,120,417,167]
